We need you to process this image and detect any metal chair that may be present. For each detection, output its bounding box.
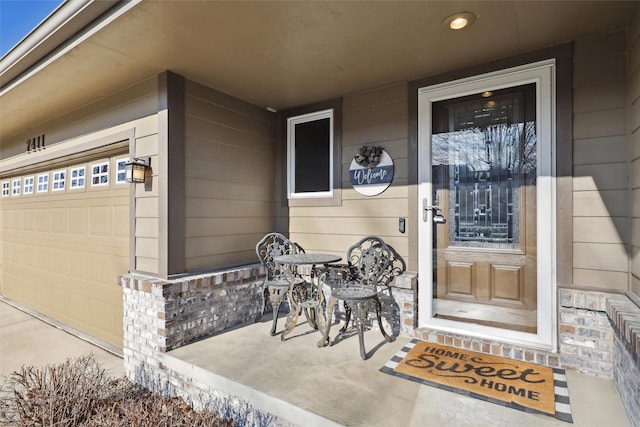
[255,233,306,336]
[321,236,403,359]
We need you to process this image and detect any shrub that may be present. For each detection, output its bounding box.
[0,355,234,426]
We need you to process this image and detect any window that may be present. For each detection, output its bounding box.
[23,176,34,194]
[91,162,109,186]
[12,179,21,196]
[115,158,129,184]
[287,109,333,198]
[52,170,65,191]
[1,181,9,197]
[37,174,49,193]
[70,166,85,189]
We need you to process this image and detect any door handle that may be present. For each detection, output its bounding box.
[423,199,447,223]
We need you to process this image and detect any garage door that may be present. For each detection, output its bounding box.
[1,153,129,347]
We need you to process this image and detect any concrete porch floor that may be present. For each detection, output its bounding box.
[0,301,631,426]
[168,315,631,427]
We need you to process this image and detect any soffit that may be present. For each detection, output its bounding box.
[1,0,638,142]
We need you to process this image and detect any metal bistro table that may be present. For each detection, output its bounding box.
[274,253,341,341]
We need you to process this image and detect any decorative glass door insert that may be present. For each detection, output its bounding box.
[431,83,538,333]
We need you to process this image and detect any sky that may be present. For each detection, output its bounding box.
[0,0,63,57]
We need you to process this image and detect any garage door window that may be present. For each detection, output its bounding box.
[52,170,65,191]
[12,179,20,196]
[70,166,86,189]
[37,174,49,193]
[2,181,9,197]
[115,158,128,184]
[91,162,109,186]
[23,176,34,195]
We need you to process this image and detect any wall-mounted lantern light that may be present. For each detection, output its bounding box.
[125,157,151,184]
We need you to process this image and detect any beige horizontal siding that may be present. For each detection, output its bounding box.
[183,80,276,271]
[572,33,630,290]
[630,10,640,296]
[573,190,628,217]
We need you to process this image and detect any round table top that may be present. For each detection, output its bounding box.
[274,253,342,265]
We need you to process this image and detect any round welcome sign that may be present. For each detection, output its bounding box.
[349,148,394,196]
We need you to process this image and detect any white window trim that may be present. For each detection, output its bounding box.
[11,178,21,196]
[37,173,49,193]
[417,59,557,351]
[52,169,66,191]
[23,176,34,194]
[287,109,334,199]
[69,166,86,189]
[2,180,10,197]
[115,157,129,184]
[91,162,109,187]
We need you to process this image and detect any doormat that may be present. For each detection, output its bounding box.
[380,340,573,423]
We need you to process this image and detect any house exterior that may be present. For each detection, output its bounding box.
[1,0,639,423]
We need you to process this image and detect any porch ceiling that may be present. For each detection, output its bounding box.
[1,0,639,142]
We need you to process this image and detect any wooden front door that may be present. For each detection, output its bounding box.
[430,83,538,333]
[418,61,556,348]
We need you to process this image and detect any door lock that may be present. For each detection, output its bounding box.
[423,199,447,223]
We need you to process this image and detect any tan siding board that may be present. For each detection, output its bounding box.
[289,216,404,237]
[185,198,273,218]
[342,99,407,130]
[572,82,626,114]
[185,135,273,168]
[573,108,626,140]
[342,119,408,145]
[573,163,628,191]
[185,116,272,154]
[573,52,626,88]
[136,197,159,218]
[342,83,407,110]
[185,157,273,186]
[574,190,628,217]
[185,251,257,271]
[185,178,272,204]
[632,188,640,217]
[573,242,628,272]
[185,79,273,124]
[185,217,272,238]
[185,234,260,258]
[135,257,158,273]
[135,237,159,259]
[573,31,628,62]
[632,246,640,279]
[290,198,407,218]
[574,136,627,165]
[135,217,159,238]
[573,269,629,290]
[186,96,274,137]
[573,216,629,244]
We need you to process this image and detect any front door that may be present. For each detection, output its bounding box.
[418,61,556,349]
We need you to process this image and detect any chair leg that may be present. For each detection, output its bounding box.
[318,296,338,347]
[374,296,395,342]
[281,305,299,341]
[255,287,267,323]
[270,300,282,336]
[267,287,287,336]
[339,303,352,334]
[357,312,367,360]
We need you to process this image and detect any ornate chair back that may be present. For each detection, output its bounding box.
[346,236,391,288]
[256,232,301,281]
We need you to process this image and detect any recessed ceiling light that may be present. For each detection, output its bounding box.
[443,12,477,30]
[481,91,493,98]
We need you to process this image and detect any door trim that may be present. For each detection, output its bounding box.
[417,60,557,350]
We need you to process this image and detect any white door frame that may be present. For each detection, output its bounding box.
[417,60,557,350]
